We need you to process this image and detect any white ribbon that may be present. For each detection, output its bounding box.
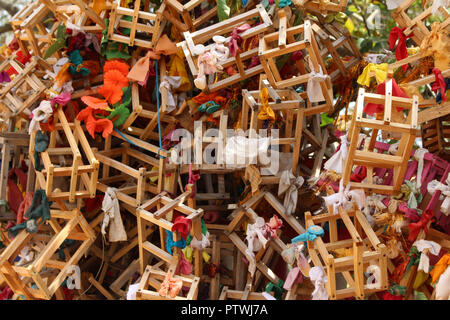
[245,217,269,258]
[427,172,450,216]
[29,100,53,134]
[101,187,127,242]
[278,169,305,215]
[307,59,329,103]
[190,231,211,250]
[366,265,381,289]
[414,148,428,189]
[432,0,450,15]
[435,266,450,300]
[159,76,182,113]
[224,135,270,168]
[388,141,400,154]
[309,266,329,300]
[413,239,441,273]
[66,265,81,290]
[323,134,349,174]
[323,179,366,214]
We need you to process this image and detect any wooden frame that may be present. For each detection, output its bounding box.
[29,108,100,203]
[0,208,95,300]
[293,0,349,16]
[305,199,388,300]
[343,81,419,194]
[311,20,362,81]
[136,186,204,276]
[392,0,449,46]
[0,55,49,118]
[11,1,62,58]
[136,265,200,300]
[182,4,273,92]
[259,19,333,111]
[421,113,450,161]
[163,0,217,32]
[39,0,109,33]
[107,0,166,48]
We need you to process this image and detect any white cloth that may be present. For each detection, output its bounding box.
[427,172,450,216]
[278,169,304,215]
[159,76,182,113]
[324,134,349,173]
[17,246,34,266]
[362,194,386,227]
[29,100,53,134]
[245,217,269,258]
[66,265,81,290]
[307,59,329,103]
[127,283,140,300]
[224,135,270,168]
[190,231,211,250]
[413,239,441,273]
[386,0,404,10]
[388,141,400,154]
[414,148,428,189]
[323,179,366,214]
[101,187,127,242]
[309,266,329,300]
[366,265,381,289]
[435,266,450,300]
[432,0,450,14]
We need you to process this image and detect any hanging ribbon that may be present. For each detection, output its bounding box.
[309,266,329,300]
[291,225,324,247]
[323,134,350,174]
[175,250,193,275]
[389,27,413,72]
[245,217,269,258]
[278,170,304,216]
[101,187,127,242]
[357,63,388,87]
[34,131,49,172]
[414,148,428,189]
[431,68,448,103]
[190,220,210,250]
[427,172,450,216]
[257,87,276,121]
[405,246,421,275]
[407,209,433,243]
[185,164,200,198]
[159,76,183,113]
[283,267,302,290]
[307,59,329,103]
[229,24,251,57]
[127,35,178,84]
[363,78,409,116]
[166,230,186,255]
[413,239,441,273]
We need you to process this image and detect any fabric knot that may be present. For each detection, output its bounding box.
[166,230,186,255]
[257,87,276,121]
[357,63,388,87]
[309,266,328,300]
[307,59,329,103]
[413,239,441,273]
[291,225,324,247]
[407,209,433,243]
[265,280,284,300]
[101,187,127,242]
[389,27,413,72]
[229,24,251,57]
[431,68,448,103]
[245,217,269,258]
[278,169,304,215]
[427,173,450,216]
[172,216,192,240]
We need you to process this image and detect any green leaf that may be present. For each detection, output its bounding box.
[348,4,358,12]
[217,0,231,21]
[43,38,67,60]
[101,19,109,57]
[119,16,133,36]
[121,86,132,108]
[107,104,131,127]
